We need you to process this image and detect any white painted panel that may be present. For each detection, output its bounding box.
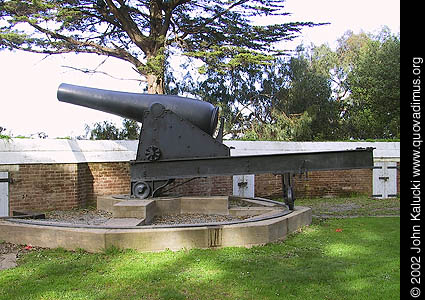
[233,175,255,198]
[386,162,398,197]
[0,172,8,217]
[373,162,397,198]
[373,162,385,198]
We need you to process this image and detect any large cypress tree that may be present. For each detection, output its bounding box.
[0,0,321,94]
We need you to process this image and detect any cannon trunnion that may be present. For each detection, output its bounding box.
[58,83,374,210]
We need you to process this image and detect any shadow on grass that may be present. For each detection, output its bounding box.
[0,217,400,300]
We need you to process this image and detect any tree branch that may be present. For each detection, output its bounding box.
[103,0,149,52]
[27,22,145,74]
[61,65,146,83]
[177,0,249,41]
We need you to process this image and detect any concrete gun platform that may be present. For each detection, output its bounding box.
[0,196,311,252]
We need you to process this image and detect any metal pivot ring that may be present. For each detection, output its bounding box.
[132,181,151,199]
[145,145,161,161]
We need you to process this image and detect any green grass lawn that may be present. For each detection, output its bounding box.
[0,216,400,300]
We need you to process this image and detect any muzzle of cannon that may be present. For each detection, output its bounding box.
[57,83,374,210]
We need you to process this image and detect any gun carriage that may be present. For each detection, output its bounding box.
[58,83,373,210]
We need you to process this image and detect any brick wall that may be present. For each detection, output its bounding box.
[165,168,373,199]
[85,162,130,199]
[8,164,80,212]
[163,176,233,197]
[4,162,130,214]
[252,169,373,199]
[1,161,394,214]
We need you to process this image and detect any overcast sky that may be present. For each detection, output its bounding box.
[0,0,400,138]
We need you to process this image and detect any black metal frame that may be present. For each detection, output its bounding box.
[130,149,373,181]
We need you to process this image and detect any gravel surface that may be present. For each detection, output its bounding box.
[39,209,253,226]
[43,209,113,225]
[151,213,249,225]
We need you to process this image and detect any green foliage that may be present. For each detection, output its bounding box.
[241,110,313,141]
[186,46,275,74]
[178,49,340,141]
[120,119,140,140]
[182,27,399,141]
[306,28,400,140]
[86,118,140,140]
[87,120,121,140]
[346,30,400,139]
[0,126,10,139]
[276,54,340,140]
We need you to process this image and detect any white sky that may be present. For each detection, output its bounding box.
[0,0,400,138]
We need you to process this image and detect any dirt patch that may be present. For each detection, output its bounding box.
[0,242,44,271]
[0,242,20,255]
[297,196,400,219]
[323,203,362,212]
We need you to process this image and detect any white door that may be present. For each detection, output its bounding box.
[372,162,397,198]
[0,172,9,217]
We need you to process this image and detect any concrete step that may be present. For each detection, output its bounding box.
[112,200,156,223]
[97,195,122,213]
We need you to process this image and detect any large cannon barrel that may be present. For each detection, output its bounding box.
[57,83,219,135]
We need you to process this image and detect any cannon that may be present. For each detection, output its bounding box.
[57,83,219,136]
[58,83,374,209]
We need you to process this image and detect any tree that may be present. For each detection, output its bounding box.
[280,53,338,140]
[87,120,121,140]
[178,51,339,141]
[242,109,313,141]
[304,31,370,103]
[120,118,140,139]
[346,30,400,139]
[0,0,321,94]
[86,118,140,139]
[300,28,400,140]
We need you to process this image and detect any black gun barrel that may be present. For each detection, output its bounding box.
[57,83,219,135]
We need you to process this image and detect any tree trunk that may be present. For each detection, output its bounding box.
[144,44,166,94]
[147,73,164,94]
